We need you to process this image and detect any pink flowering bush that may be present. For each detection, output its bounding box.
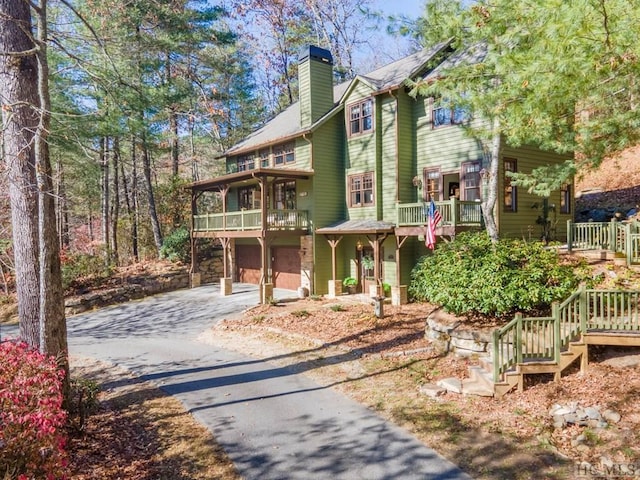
[0,341,68,479]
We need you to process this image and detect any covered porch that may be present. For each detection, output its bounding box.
[316,220,408,305]
[187,167,314,303]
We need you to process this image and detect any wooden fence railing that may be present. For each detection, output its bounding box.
[567,220,640,266]
[492,288,640,382]
[193,209,309,232]
[396,199,482,227]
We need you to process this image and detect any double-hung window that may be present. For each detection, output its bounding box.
[560,183,571,214]
[349,172,374,207]
[461,161,481,201]
[348,98,373,136]
[274,142,295,165]
[433,98,470,127]
[236,154,255,172]
[423,168,440,201]
[503,158,517,212]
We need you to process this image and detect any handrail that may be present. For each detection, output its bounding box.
[567,220,640,266]
[193,209,309,232]
[492,287,640,383]
[396,199,482,227]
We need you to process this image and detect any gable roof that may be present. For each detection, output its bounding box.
[224,41,452,158]
[354,40,452,93]
[225,81,350,156]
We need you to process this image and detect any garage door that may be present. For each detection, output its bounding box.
[272,246,301,291]
[236,245,261,284]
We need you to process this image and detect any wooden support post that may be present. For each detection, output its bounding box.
[567,220,573,252]
[220,184,229,231]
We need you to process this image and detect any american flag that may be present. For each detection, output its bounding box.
[425,199,442,250]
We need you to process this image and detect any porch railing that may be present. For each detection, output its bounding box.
[493,288,640,382]
[397,199,482,227]
[567,220,640,265]
[193,209,309,232]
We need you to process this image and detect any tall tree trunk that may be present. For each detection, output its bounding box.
[169,108,179,176]
[111,136,120,265]
[1,0,44,346]
[34,0,67,362]
[120,137,133,262]
[55,156,70,249]
[0,0,68,386]
[101,136,110,262]
[141,133,163,254]
[131,135,139,262]
[481,117,501,243]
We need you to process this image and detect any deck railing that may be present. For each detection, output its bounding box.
[567,220,640,265]
[397,199,482,227]
[193,209,309,232]
[492,288,638,382]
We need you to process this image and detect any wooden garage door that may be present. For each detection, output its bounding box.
[236,245,261,284]
[272,246,301,291]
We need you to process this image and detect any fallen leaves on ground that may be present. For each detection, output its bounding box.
[212,295,640,480]
[68,358,240,480]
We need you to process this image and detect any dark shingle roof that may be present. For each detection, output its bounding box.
[225,42,452,157]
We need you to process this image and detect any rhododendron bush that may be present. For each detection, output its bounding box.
[0,341,68,479]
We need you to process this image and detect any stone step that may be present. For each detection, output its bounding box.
[468,365,495,390]
[436,377,462,394]
[461,378,494,397]
[477,356,494,373]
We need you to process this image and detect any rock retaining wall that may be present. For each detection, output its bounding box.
[425,309,493,356]
[65,270,190,315]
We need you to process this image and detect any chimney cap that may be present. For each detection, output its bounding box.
[299,45,333,65]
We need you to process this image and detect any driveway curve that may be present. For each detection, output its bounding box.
[53,285,472,479]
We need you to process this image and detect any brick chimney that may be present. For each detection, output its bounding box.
[298,45,334,128]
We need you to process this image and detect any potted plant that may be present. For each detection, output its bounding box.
[343,276,357,294]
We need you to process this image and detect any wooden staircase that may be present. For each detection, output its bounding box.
[437,288,640,397]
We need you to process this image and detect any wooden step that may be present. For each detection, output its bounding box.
[583,332,640,347]
[494,372,521,398]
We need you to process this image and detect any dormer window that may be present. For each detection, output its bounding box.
[433,98,470,127]
[348,98,373,137]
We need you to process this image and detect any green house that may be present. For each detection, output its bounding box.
[188,44,573,301]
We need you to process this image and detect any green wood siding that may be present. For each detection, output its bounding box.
[380,95,398,222]
[497,145,573,241]
[414,97,485,175]
[397,90,416,205]
[311,113,346,294]
[299,54,334,128]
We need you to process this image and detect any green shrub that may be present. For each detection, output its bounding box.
[159,227,191,263]
[409,232,581,318]
[329,304,345,312]
[343,277,357,287]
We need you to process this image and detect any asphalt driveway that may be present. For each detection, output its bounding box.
[8,284,473,479]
